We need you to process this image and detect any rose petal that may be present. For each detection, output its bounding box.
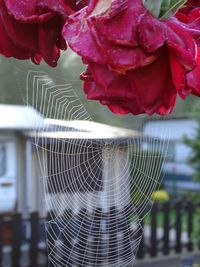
[179,1,200,15]
[91,26,158,73]
[63,9,105,64]
[127,49,177,115]
[167,18,196,69]
[37,0,73,19]
[0,2,39,52]
[5,0,53,23]
[39,15,61,67]
[138,13,167,53]
[105,103,130,115]
[0,14,31,59]
[187,65,200,96]
[83,71,144,115]
[92,0,141,46]
[169,53,191,99]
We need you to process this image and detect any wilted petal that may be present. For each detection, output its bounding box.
[167,18,196,69]
[5,0,53,22]
[0,2,39,52]
[37,0,73,19]
[82,64,144,115]
[63,10,105,63]
[92,0,142,46]
[31,53,42,65]
[187,65,200,96]
[138,13,167,52]
[104,103,130,115]
[38,16,61,67]
[169,53,191,99]
[91,27,158,73]
[0,15,31,59]
[105,99,145,115]
[127,49,176,115]
[179,0,200,15]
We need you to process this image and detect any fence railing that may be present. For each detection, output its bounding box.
[0,213,47,267]
[137,201,199,259]
[0,201,199,266]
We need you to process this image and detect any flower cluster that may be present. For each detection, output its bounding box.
[0,0,87,66]
[1,0,200,115]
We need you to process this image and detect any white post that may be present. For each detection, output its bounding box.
[101,145,131,212]
[25,138,40,213]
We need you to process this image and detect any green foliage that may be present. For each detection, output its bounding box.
[183,111,200,183]
[183,107,200,245]
[142,0,187,20]
[193,208,200,247]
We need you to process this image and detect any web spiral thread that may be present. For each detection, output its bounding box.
[26,70,170,267]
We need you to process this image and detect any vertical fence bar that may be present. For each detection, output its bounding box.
[187,202,194,252]
[163,202,170,255]
[108,207,118,262]
[12,213,22,267]
[0,201,197,266]
[62,209,73,267]
[46,211,56,267]
[121,205,133,261]
[91,208,102,265]
[76,209,89,267]
[150,203,158,257]
[0,215,2,266]
[137,219,144,259]
[175,201,182,253]
[30,212,39,267]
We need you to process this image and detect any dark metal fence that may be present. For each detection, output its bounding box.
[137,201,199,259]
[0,213,47,267]
[0,201,199,266]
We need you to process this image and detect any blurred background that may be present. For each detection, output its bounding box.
[0,49,200,267]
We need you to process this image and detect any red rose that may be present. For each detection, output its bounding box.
[179,0,200,15]
[63,0,200,115]
[177,4,200,46]
[0,0,87,66]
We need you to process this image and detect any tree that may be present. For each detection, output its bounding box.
[183,108,200,246]
[184,110,200,184]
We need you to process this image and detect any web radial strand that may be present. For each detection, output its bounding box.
[26,70,171,266]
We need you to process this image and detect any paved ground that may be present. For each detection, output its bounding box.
[133,251,200,267]
[1,243,200,267]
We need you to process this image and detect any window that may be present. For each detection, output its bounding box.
[0,143,6,176]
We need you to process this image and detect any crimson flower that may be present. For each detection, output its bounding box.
[0,0,87,67]
[63,0,200,115]
[179,0,200,15]
[177,2,200,46]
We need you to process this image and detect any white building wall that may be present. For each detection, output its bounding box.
[0,133,17,213]
[143,119,197,141]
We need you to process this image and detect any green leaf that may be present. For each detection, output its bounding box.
[142,0,163,18]
[143,0,187,20]
[160,0,187,20]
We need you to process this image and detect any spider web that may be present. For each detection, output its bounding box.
[26,70,170,267]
